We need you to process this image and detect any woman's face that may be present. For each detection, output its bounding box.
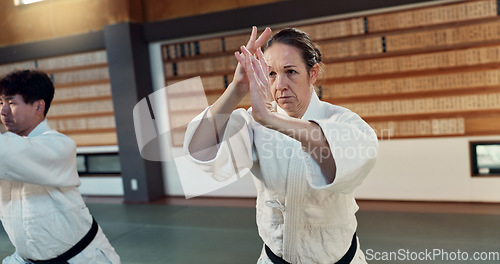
[264,43,318,118]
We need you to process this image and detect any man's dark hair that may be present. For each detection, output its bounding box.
[0,69,54,116]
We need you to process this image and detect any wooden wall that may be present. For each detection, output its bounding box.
[0,0,283,146]
[0,50,117,146]
[160,0,500,143]
[3,0,497,143]
[0,0,283,47]
[142,0,284,21]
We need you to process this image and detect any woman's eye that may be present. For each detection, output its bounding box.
[269,71,277,77]
[287,70,297,75]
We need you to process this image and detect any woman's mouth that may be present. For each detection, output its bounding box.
[277,96,292,101]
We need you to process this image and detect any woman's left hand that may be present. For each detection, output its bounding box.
[235,46,276,125]
[236,44,336,183]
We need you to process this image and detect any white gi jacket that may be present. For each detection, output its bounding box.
[185,92,378,264]
[0,120,120,263]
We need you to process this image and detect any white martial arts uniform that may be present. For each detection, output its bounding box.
[0,120,120,264]
[185,92,378,264]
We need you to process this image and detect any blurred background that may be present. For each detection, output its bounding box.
[0,0,499,263]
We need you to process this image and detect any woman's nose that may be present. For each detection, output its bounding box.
[275,74,287,91]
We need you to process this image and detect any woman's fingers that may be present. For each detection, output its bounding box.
[255,48,269,80]
[255,48,273,101]
[240,46,265,84]
[246,26,272,53]
[234,51,245,66]
[235,47,250,73]
[245,26,258,52]
[236,47,257,85]
[239,46,271,96]
[254,27,272,51]
[238,45,273,119]
[245,47,268,88]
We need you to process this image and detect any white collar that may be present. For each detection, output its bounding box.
[27,119,50,137]
[301,91,321,120]
[275,90,321,119]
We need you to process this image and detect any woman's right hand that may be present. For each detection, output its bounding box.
[231,26,272,95]
[189,27,272,160]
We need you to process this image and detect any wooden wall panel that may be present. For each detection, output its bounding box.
[161,0,500,141]
[143,0,284,21]
[465,115,500,135]
[0,0,282,48]
[0,0,129,47]
[0,50,117,146]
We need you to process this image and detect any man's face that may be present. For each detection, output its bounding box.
[0,94,40,136]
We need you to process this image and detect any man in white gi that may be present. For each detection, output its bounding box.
[0,70,121,263]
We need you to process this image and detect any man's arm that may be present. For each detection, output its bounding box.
[0,132,81,187]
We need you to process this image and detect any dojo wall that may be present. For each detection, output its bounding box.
[2,0,500,202]
[150,42,500,203]
[0,0,283,202]
[356,136,500,202]
[148,0,500,203]
[0,0,283,47]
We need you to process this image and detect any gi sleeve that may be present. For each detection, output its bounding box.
[183,107,255,182]
[306,111,378,193]
[0,131,81,187]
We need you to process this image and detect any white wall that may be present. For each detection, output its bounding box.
[79,177,124,196]
[355,135,500,203]
[157,134,500,202]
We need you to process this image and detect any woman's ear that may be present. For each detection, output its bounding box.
[309,64,320,85]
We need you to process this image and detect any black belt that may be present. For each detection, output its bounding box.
[265,232,357,264]
[29,217,98,264]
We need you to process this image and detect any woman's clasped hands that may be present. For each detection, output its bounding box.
[234,26,276,125]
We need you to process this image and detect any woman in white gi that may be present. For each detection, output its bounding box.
[185,27,378,263]
[0,70,120,263]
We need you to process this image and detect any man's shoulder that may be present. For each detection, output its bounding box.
[40,129,77,147]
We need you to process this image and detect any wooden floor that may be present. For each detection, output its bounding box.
[83,195,500,215]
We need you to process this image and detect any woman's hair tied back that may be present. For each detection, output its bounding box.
[265,27,322,72]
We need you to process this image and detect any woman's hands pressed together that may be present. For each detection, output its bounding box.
[231,26,272,97]
[189,26,272,160]
[235,46,276,125]
[234,32,337,183]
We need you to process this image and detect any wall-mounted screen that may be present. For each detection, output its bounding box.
[470,141,500,177]
[76,153,121,175]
